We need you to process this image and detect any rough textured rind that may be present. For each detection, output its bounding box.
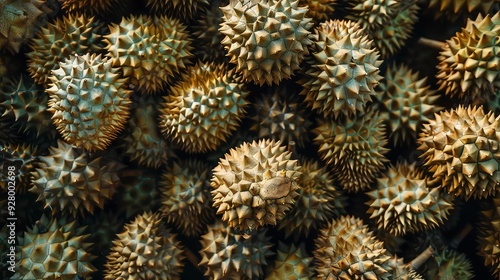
[58,0,126,16]
[428,0,498,21]
[418,105,500,200]
[220,0,314,85]
[199,220,274,280]
[299,0,335,23]
[477,196,500,277]
[348,0,399,31]
[159,61,249,153]
[366,162,454,236]
[211,139,301,232]
[146,0,209,19]
[426,248,474,279]
[265,242,313,279]
[0,143,39,194]
[192,0,228,62]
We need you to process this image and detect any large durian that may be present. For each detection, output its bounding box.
[299,19,383,118]
[199,220,274,280]
[266,242,314,279]
[46,53,132,152]
[104,15,193,94]
[104,211,184,280]
[30,140,122,216]
[159,61,249,153]
[366,162,454,236]
[436,12,500,101]
[219,0,314,86]
[211,139,301,232]
[418,105,500,199]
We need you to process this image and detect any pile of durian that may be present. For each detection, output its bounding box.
[0,0,499,279]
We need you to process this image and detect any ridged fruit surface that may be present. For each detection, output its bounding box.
[366,162,454,236]
[428,0,498,21]
[30,140,122,216]
[426,248,474,279]
[219,0,314,85]
[104,15,193,94]
[46,53,132,151]
[159,61,249,153]
[191,0,228,62]
[418,105,500,199]
[477,196,500,277]
[314,215,392,279]
[299,0,335,23]
[313,109,389,192]
[211,139,301,232]
[348,0,399,30]
[0,143,39,194]
[266,242,313,279]
[146,0,209,19]
[300,19,383,118]
[199,220,274,280]
[436,12,500,101]
[104,211,184,280]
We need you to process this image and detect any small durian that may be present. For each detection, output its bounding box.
[104,15,193,94]
[160,159,215,237]
[418,105,500,199]
[265,242,314,279]
[199,220,274,280]
[366,162,454,236]
[299,19,383,118]
[313,109,389,192]
[347,0,399,30]
[30,140,123,216]
[436,12,500,101]
[104,211,184,280]
[159,61,249,153]
[27,13,102,85]
[426,248,474,279]
[219,0,314,86]
[146,0,209,19]
[46,53,132,152]
[299,0,336,23]
[477,195,500,277]
[211,139,301,232]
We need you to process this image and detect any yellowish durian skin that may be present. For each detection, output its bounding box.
[265,242,314,279]
[299,0,336,23]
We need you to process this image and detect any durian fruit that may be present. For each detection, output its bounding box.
[299,19,383,118]
[12,216,96,279]
[58,0,126,16]
[366,162,454,236]
[86,209,126,254]
[191,0,228,62]
[0,0,46,53]
[347,0,399,30]
[46,53,132,152]
[0,143,39,194]
[477,195,500,277]
[0,74,54,138]
[199,220,274,280]
[298,0,336,23]
[387,255,424,280]
[146,0,209,19]
[278,158,347,238]
[211,139,302,232]
[376,63,443,146]
[313,108,389,192]
[425,248,474,279]
[265,242,314,279]
[159,61,249,153]
[428,0,498,21]
[250,83,312,148]
[122,95,174,169]
[30,140,123,216]
[104,211,185,280]
[313,215,392,279]
[104,15,193,94]
[27,13,102,85]
[418,105,500,200]
[436,12,500,101]
[219,0,314,86]
[160,159,215,237]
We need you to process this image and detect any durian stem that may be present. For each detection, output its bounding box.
[449,223,473,249]
[184,247,204,274]
[417,37,446,50]
[409,245,434,270]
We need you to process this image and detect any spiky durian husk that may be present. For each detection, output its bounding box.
[436,12,500,101]
[104,211,185,280]
[278,158,347,238]
[387,256,424,280]
[0,143,39,194]
[0,74,54,138]
[418,105,500,199]
[30,140,122,216]
[313,109,389,192]
[299,19,383,118]
[376,63,442,146]
[104,15,193,94]
[211,139,301,232]
[299,0,335,23]
[58,0,126,16]
[428,0,498,21]
[199,220,274,280]
[159,61,249,153]
[314,215,392,279]
[86,209,126,254]
[266,242,314,279]
[160,159,215,237]
[219,0,314,86]
[347,0,399,30]
[366,162,454,236]
[250,84,312,148]
[13,216,96,279]
[46,53,132,151]
[146,0,209,19]
[27,13,102,85]
[425,249,474,279]
[477,196,500,277]
[192,0,228,62]
[122,95,174,169]
[0,0,45,53]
